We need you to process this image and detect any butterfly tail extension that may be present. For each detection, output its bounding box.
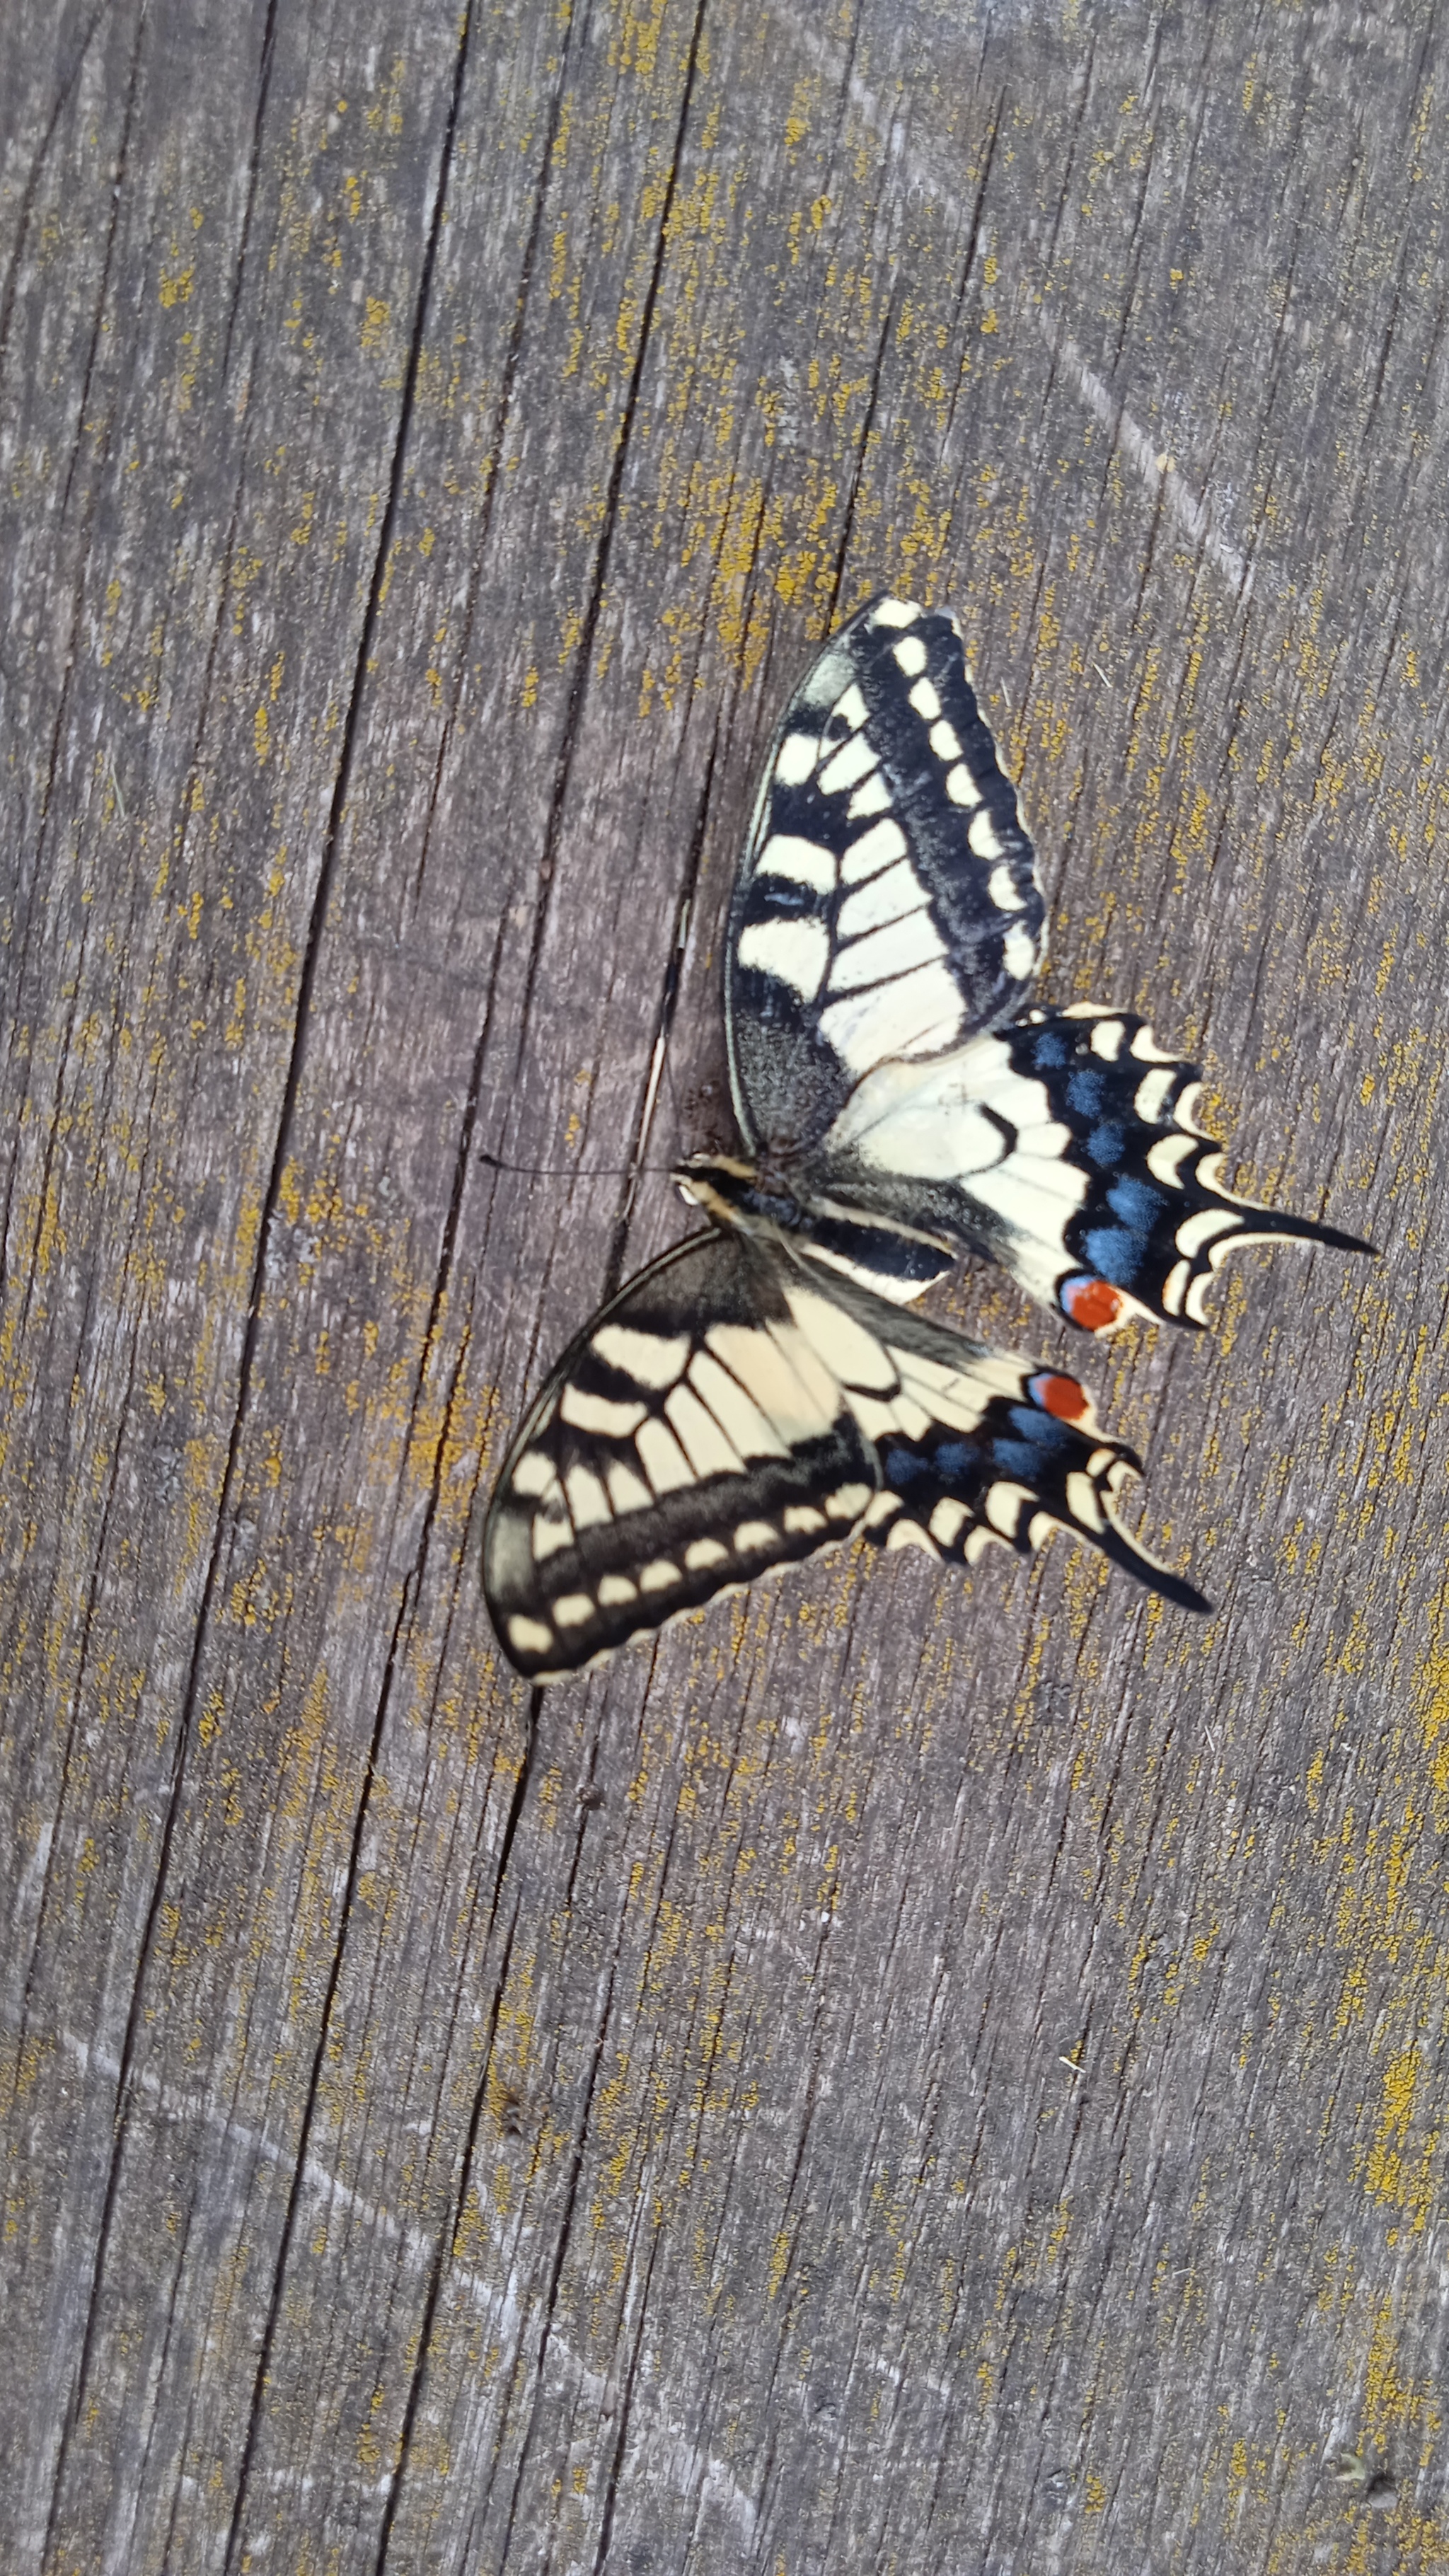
[1002,1006,1371,1336]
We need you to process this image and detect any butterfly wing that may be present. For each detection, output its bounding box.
[485,1232,881,1680]
[818,1004,1371,1334]
[485,1231,1206,1682]
[725,594,1044,1157]
[779,1271,1208,1611]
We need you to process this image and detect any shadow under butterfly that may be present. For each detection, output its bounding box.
[485,596,1370,1681]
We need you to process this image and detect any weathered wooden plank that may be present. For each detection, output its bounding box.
[3,0,1448,2568]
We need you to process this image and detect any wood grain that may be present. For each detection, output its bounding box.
[3,1,1446,2568]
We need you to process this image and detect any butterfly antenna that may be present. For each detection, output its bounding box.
[602,727,717,1293]
[478,1150,671,1179]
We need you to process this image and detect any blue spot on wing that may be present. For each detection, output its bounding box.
[1031,1029,1072,1068]
[1067,1069,1108,1116]
[1006,1407,1074,1454]
[993,1438,1049,1479]
[882,1445,931,1489]
[1083,1226,1141,1286]
[1087,1121,1128,1167]
[930,1438,979,1485]
[1107,1176,1167,1231]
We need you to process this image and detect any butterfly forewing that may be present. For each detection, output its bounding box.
[725,594,1044,1156]
[484,1234,880,1679]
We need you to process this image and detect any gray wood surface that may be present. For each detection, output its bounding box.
[3,1,1447,2568]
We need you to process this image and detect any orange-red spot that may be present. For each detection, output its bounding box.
[1031,1371,1090,1423]
[1063,1277,1124,1332]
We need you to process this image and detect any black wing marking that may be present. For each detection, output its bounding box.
[725,594,1044,1157]
[815,1004,1372,1334]
[484,1235,1206,1682]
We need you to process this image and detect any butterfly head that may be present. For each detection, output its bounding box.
[674,1150,804,1241]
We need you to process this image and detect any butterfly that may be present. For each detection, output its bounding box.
[485,595,1368,1681]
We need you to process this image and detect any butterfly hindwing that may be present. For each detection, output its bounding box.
[725,594,1044,1155]
[485,1238,1206,1679]
[816,1003,1371,1334]
[854,1298,1207,1609]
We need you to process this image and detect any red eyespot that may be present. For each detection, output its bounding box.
[1029,1371,1090,1423]
[1061,1276,1125,1332]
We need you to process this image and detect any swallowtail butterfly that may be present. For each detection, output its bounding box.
[486,595,1367,1680]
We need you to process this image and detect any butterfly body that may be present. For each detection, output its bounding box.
[485,594,1369,1680]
